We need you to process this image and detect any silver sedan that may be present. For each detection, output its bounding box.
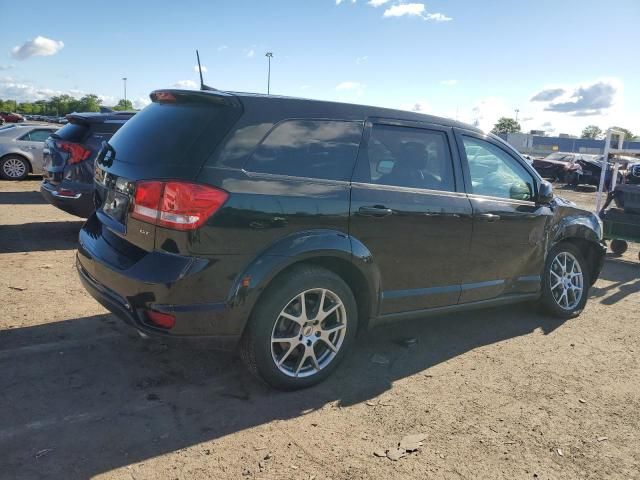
[0,124,59,180]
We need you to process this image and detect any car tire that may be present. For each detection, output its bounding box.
[0,155,30,180]
[239,265,358,390]
[540,242,590,319]
[609,239,628,256]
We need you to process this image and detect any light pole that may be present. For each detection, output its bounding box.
[514,108,520,122]
[122,77,128,106]
[265,52,273,95]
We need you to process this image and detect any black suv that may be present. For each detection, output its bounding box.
[77,89,605,389]
[41,111,135,218]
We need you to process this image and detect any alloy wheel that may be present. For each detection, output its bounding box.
[270,288,347,378]
[549,251,584,310]
[2,158,27,179]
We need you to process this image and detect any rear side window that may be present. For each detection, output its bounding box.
[360,124,455,192]
[108,103,239,166]
[245,120,363,181]
[54,123,88,142]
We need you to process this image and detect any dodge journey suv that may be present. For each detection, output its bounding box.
[77,89,605,389]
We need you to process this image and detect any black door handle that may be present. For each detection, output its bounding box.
[477,213,501,222]
[358,205,393,217]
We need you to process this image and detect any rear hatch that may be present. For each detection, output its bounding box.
[93,89,242,252]
[42,121,90,185]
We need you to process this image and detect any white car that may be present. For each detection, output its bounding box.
[0,124,58,180]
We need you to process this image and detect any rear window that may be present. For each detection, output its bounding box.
[107,102,239,166]
[54,122,88,142]
[245,120,364,181]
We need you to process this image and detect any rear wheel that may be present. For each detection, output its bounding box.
[540,243,590,318]
[0,155,29,180]
[240,265,357,390]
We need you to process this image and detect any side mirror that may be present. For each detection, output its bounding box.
[537,180,554,204]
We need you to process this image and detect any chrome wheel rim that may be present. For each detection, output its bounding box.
[271,288,347,378]
[550,251,583,310]
[3,158,26,178]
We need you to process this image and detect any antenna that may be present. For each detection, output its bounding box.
[196,50,204,89]
[195,50,217,91]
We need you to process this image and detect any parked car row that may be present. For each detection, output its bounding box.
[1,111,25,124]
[532,151,625,188]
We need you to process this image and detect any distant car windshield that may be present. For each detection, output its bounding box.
[543,153,573,162]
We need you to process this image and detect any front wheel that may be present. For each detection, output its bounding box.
[240,265,357,390]
[540,243,590,318]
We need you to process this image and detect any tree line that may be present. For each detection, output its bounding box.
[491,117,635,141]
[0,95,134,116]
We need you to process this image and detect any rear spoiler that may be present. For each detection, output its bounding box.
[149,89,241,108]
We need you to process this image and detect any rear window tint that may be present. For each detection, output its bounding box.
[54,123,88,142]
[91,122,125,136]
[245,120,363,181]
[107,102,239,166]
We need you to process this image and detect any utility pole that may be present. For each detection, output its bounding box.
[265,52,273,94]
[122,77,128,105]
[514,108,520,122]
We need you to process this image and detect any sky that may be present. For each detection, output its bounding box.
[1,0,639,136]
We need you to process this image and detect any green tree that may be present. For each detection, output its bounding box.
[76,94,102,112]
[113,99,133,111]
[581,125,603,139]
[491,117,521,135]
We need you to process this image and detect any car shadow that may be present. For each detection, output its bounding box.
[0,302,567,479]
[589,256,639,305]
[0,190,48,205]
[0,221,84,253]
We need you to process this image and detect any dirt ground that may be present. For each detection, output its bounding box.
[1,178,639,480]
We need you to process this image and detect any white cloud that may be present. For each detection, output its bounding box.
[217,45,228,51]
[133,97,151,110]
[0,65,14,71]
[193,65,208,73]
[336,0,357,4]
[172,79,198,89]
[246,49,255,58]
[383,3,424,17]
[356,55,368,65]
[440,79,457,86]
[424,12,452,22]
[336,81,363,91]
[382,3,452,21]
[299,85,311,90]
[11,36,64,60]
[368,0,390,6]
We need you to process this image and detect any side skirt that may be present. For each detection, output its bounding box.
[368,292,540,328]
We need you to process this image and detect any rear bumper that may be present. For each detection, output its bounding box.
[41,181,94,218]
[76,215,247,347]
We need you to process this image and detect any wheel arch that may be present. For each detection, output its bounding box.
[0,152,33,173]
[228,230,381,336]
[551,221,605,286]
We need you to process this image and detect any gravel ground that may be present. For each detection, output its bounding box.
[0,178,638,480]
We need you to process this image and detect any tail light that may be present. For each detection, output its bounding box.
[131,181,228,231]
[145,310,175,329]
[56,141,91,165]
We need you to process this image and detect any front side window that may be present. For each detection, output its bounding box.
[364,124,455,192]
[245,120,363,181]
[462,136,534,201]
